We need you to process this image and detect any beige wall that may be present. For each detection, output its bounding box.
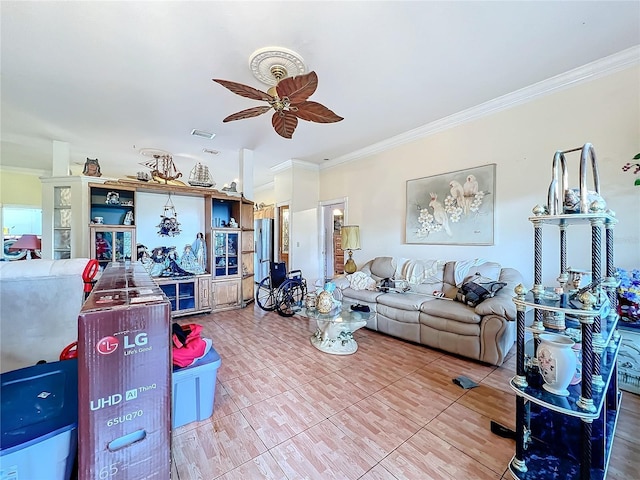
[320,66,640,284]
[0,170,42,205]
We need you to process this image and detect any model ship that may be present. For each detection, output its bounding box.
[140,154,183,184]
[188,162,215,188]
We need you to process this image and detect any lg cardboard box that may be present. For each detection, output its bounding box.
[78,262,171,479]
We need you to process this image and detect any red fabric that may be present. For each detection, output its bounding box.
[172,324,211,368]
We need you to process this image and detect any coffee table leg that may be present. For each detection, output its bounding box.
[310,320,367,355]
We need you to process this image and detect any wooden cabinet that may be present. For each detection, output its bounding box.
[78,179,254,315]
[212,280,240,310]
[334,234,344,275]
[198,275,211,310]
[241,199,255,305]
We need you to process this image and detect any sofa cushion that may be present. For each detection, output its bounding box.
[399,259,445,293]
[443,260,502,286]
[376,292,425,311]
[347,271,377,291]
[341,287,384,304]
[455,273,507,307]
[419,298,481,324]
[419,314,481,337]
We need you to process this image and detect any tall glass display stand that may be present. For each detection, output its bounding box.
[509,209,620,480]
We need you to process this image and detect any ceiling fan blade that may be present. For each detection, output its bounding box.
[223,106,272,122]
[292,101,344,123]
[212,78,273,102]
[276,71,318,103]
[272,111,298,139]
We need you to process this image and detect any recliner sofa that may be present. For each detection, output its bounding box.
[0,258,89,373]
[333,256,523,366]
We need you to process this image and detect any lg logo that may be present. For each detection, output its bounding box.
[96,333,149,355]
[96,336,119,355]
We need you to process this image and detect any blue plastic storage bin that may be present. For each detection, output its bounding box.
[172,347,221,428]
[1,359,78,480]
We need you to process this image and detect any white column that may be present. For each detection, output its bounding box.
[239,148,254,200]
[52,141,70,177]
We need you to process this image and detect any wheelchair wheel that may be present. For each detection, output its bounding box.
[276,279,307,317]
[256,277,278,311]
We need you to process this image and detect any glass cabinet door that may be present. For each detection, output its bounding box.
[91,226,135,269]
[53,186,72,259]
[213,231,239,277]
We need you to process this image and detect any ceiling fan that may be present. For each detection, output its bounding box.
[213,51,343,139]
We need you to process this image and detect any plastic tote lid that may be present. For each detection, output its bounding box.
[1,359,78,452]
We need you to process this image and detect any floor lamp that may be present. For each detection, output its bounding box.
[341,225,360,274]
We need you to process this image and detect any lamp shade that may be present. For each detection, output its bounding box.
[341,225,360,250]
[8,234,41,251]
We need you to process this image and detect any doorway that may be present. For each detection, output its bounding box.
[278,204,290,269]
[320,199,347,282]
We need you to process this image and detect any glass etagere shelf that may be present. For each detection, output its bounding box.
[527,211,617,227]
[513,290,611,318]
[509,336,620,419]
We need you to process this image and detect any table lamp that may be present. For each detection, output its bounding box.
[341,225,361,274]
[8,234,41,260]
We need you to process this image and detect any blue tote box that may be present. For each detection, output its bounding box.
[172,347,221,428]
[0,359,78,480]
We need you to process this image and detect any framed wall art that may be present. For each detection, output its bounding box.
[405,164,496,245]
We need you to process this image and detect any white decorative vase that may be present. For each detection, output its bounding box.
[536,333,577,397]
[316,290,334,314]
[305,293,317,310]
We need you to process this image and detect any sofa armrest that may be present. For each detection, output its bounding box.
[332,275,351,290]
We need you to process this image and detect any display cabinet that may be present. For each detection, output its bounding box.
[213,230,239,278]
[89,183,135,226]
[156,275,212,317]
[157,277,197,316]
[89,225,136,270]
[41,176,92,259]
[508,209,620,478]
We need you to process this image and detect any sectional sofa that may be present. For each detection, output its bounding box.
[333,256,523,366]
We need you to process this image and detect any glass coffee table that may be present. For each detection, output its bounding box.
[303,303,370,355]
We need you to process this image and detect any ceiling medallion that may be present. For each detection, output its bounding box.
[248,47,306,86]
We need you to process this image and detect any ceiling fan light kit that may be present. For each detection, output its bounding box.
[213,46,344,139]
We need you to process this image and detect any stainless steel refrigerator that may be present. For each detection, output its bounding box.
[254,219,274,282]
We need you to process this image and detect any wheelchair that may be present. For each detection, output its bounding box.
[255,260,307,317]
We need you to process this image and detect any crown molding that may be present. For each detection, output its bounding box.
[270,159,319,173]
[254,181,274,193]
[324,45,640,170]
[0,165,49,177]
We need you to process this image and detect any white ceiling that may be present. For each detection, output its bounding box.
[2,1,639,190]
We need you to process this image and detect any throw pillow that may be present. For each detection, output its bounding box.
[455,273,507,307]
[348,271,377,291]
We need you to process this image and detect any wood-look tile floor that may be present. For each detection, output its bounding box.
[172,306,639,479]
